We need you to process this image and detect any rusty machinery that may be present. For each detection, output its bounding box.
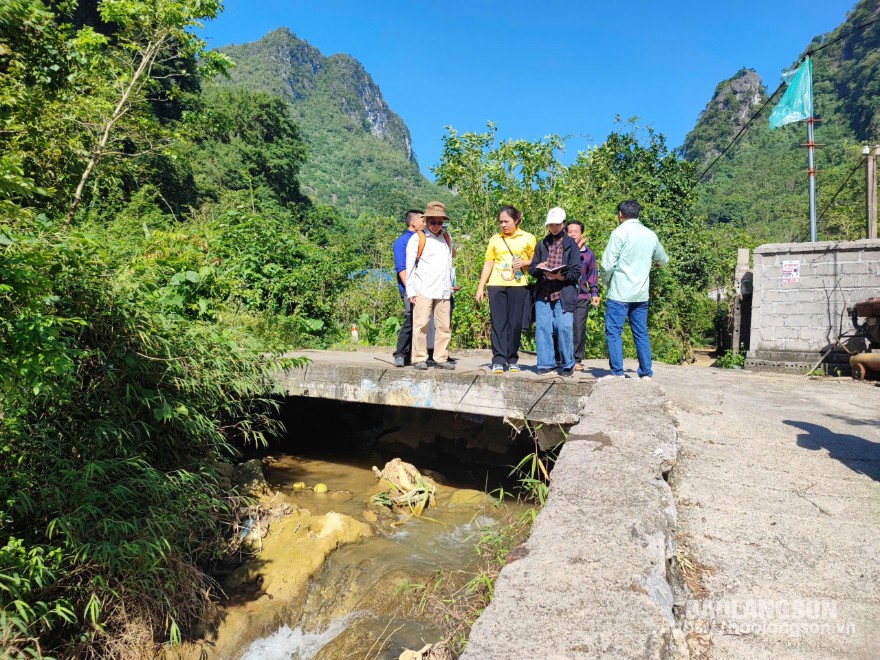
[849,297,880,380]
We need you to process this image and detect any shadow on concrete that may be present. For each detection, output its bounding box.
[785,420,880,482]
[821,413,880,429]
[586,366,620,378]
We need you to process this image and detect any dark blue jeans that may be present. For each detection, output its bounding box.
[536,299,574,370]
[604,300,652,377]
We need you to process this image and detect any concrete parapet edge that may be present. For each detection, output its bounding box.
[461,381,687,659]
[277,355,589,426]
[753,239,880,255]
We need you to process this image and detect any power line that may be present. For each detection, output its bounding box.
[816,155,867,225]
[694,15,880,189]
[807,16,880,56]
[695,82,785,185]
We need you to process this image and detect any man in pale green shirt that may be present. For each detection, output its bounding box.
[599,199,668,380]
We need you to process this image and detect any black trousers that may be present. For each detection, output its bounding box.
[488,286,529,366]
[572,298,590,362]
[393,297,413,361]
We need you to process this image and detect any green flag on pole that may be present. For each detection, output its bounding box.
[769,57,813,129]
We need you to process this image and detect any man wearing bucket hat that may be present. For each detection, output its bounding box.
[527,207,582,376]
[405,201,455,370]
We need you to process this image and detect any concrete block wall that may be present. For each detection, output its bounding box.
[746,239,880,373]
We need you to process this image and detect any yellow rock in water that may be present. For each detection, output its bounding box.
[313,483,328,494]
[292,482,307,491]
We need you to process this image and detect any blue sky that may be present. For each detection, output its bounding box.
[200,0,852,178]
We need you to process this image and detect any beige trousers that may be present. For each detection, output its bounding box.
[412,296,451,363]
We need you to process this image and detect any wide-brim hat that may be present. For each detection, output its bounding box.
[545,206,566,225]
[424,200,448,219]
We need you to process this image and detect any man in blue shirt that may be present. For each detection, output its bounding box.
[599,200,669,381]
[393,209,424,367]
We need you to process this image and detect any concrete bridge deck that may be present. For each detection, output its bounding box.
[278,349,595,425]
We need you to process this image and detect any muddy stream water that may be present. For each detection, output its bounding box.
[200,403,532,660]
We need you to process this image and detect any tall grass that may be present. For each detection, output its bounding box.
[404,428,560,655]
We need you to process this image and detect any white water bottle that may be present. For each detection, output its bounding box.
[351,324,359,343]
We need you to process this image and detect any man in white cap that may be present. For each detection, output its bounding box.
[527,207,582,376]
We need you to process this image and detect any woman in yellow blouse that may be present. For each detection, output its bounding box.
[475,206,536,373]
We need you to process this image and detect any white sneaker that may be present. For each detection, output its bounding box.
[596,374,626,382]
[640,376,652,381]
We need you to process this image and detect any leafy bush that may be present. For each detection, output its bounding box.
[356,312,402,346]
[450,278,491,350]
[718,349,746,369]
[1,217,290,656]
[335,272,401,336]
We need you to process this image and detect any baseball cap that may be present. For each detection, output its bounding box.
[545,207,567,225]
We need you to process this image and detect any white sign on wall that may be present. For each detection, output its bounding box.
[782,260,800,284]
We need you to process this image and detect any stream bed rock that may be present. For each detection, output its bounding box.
[169,499,372,659]
[169,453,523,659]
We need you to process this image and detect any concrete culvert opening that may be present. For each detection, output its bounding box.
[273,397,564,491]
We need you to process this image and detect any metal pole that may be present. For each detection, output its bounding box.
[867,145,878,240]
[808,118,817,241]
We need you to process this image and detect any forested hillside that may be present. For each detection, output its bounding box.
[216,28,460,217]
[683,0,880,242]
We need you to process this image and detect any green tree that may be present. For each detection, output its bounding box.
[434,123,568,283]
[187,86,307,206]
[64,0,230,223]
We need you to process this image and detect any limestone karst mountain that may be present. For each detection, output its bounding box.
[216,28,457,217]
